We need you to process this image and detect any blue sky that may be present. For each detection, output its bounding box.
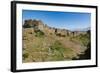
[22,10,91,31]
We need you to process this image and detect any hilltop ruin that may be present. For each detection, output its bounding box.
[23,19,87,37]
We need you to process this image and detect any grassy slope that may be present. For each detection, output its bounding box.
[22,28,90,63]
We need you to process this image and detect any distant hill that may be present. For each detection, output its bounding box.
[22,19,91,63]
[72,27,90,32]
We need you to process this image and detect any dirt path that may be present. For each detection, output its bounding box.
[57,37,86,56]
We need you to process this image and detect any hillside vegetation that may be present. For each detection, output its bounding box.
[22,19,91,63]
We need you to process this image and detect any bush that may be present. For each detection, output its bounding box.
[49,41,73,60]
[56,33,65,37]
[35,30,44,37]
[50,41,65,56]
[78,34,90,46]
[23,52,29,60]
[23,24,31,28]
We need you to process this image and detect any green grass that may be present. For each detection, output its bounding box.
[77,34,90,46]
[47,41,73,61]
[23,27,90,62]
[71,33,90,46]
[35,30,45,37]
[49,51,64,61]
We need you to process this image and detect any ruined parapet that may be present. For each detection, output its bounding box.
[23,19,34,28]
[23,28,34,34]
[55,29,67,37]
[23,19,45,32]
[71,31,87,37]
[73,31,80,36]
[48,28,55,35]
[37,20,45,31]
[23,19,88,37]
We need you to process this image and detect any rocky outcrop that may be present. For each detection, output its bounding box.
[55,29,68,37]
[23,19,87,37]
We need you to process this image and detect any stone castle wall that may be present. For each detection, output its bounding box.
[23,19,86,37]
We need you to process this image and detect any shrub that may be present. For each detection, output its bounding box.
[56,33,65,37]
[23,24,31,28]
[23,52,29,60]
[35,30,44,37]
[49,41,73,60]
[50,41,65,56]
